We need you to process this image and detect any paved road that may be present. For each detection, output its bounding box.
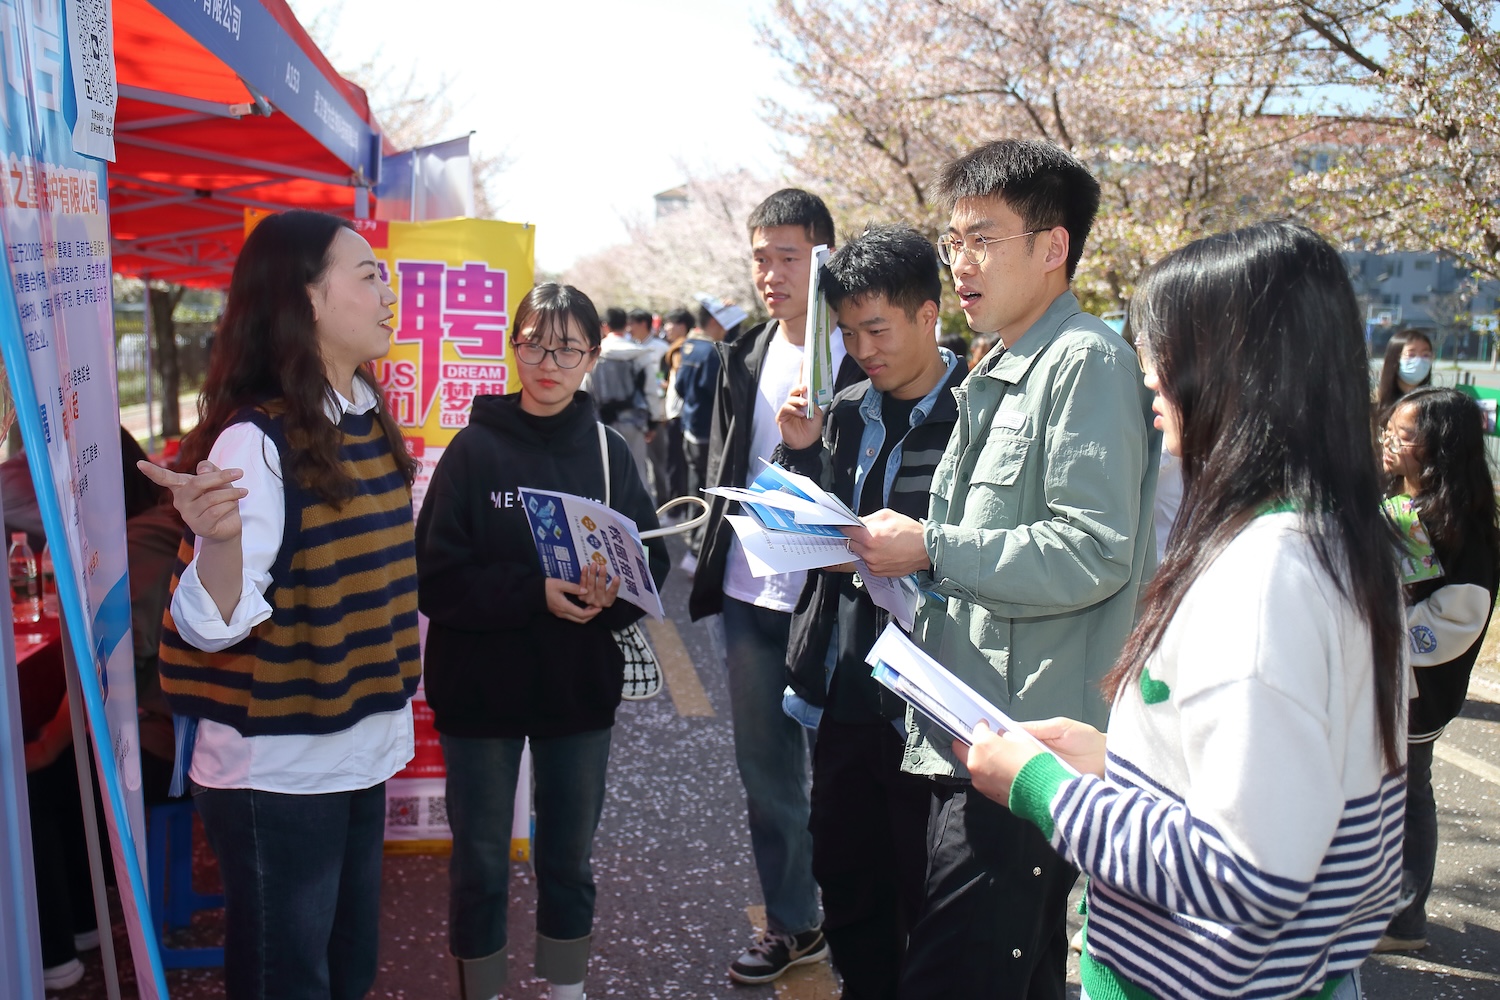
[58,534,1500,998]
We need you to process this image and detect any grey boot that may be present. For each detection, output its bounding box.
[535,933,592,987]
[456,945,507,1000]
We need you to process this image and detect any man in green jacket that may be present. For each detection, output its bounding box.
[847,139,1159,999]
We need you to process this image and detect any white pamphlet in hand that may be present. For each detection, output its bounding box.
[856,564,919,630]
[865,624,1074,771]
[725,514,853,577]
[519,488,664,619]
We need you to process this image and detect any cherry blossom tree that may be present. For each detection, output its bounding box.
[1273,0,1500,280]
[564,170,772,317]
[762,0,1332,308]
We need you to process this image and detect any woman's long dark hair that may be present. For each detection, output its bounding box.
[1376,327,1434,414]
[1107,220,1406,771]
[1400,387,1500,567]
[179,210,415,503]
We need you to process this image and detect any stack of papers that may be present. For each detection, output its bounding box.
[709,462,860,577]
[519,488,664,619]
[708,462,921,628]
[865,624,1074,770]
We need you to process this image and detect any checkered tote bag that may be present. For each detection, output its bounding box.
[598,424,663,700]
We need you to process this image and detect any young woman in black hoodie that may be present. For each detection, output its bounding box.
[415,283,669,1000]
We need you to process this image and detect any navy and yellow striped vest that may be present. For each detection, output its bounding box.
[158,403,421,737]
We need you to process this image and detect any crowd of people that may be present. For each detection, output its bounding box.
[27,132,1479,1000]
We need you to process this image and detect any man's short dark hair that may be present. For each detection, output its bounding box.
[937,139,1101,281]
[665,308,694,329]
[627,308,654,327]
[821,225,942,321]
[603,306,627,331]
[747,188,835,247]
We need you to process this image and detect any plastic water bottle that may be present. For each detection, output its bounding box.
[9,531,41,624]
[40,542,57,618]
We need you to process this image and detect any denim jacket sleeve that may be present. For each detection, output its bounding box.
[922,340,1148,619]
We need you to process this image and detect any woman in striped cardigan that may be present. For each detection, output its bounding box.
[141,210,420,1000]
[958,221,1408,1000]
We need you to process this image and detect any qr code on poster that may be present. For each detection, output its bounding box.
[75,0,115,103]
[426,796,449,828]
[387,796,420,827]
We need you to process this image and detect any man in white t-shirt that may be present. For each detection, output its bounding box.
[688,189,862,985]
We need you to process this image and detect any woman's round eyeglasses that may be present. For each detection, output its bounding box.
[513,341,590,369]
[1379,428,1417,454]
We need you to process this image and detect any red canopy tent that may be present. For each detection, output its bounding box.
[109,0,391,285]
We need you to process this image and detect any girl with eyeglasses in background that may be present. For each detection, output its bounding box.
[1376,386,1500,954]
[415,283,668,1000]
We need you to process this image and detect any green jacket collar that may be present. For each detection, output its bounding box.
[980,291,1085,386]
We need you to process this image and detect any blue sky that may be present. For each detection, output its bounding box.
[291,0,800,272]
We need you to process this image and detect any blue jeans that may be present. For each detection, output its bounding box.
[721,597,820,935]
[442,728,612,981]
[1389,739,1436,939]
[193,782,387,1000]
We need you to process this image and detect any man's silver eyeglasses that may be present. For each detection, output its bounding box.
[513,341,590,369]
[937,230,1042,267]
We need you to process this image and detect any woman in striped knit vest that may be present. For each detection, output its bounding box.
[958,221,1408,1000]
[140,210,420,1000]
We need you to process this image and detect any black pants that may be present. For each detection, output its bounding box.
[1389,739,1437,939]
[684,435,711,556]
[810,719,930,1000]
[26,745,97,968]
[898,782,1078,1000]
[664,418,688,503]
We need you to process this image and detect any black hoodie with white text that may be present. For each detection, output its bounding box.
[415,391,669,739]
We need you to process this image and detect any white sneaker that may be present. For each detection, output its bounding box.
[73,929,100,952]
[43,957,84,990]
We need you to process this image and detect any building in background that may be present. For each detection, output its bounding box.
[1343,251,1500,360]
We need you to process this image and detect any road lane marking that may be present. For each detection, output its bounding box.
[745,905,839,999]
[1433,741,1500,787]
[1372,952,1500,982]
[643,617,714,717]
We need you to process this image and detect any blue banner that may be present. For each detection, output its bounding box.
[146,0,382,180]
[0,0,166,994]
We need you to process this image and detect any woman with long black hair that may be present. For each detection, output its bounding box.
[960,220,1407,999]
[1375,327,1435,416]
[141,210,420,1000]
[1377,386,1500,952]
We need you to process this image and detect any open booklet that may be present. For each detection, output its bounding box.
[709,461,860,578]
[864,624,1076,771]
[518,488,664,620]
[709,462,921,625]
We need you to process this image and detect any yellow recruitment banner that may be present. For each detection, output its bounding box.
[359,217,535,510]
[357,217,535,849]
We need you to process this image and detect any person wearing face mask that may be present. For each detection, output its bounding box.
[1375,328,1435,417]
